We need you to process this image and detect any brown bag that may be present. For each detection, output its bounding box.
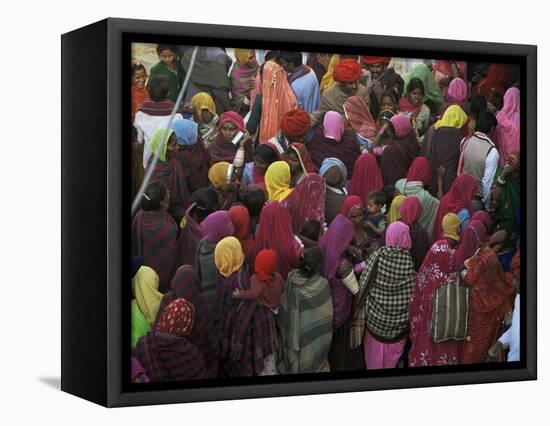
[430,273,470,343]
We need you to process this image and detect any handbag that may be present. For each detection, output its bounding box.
[430,272,470,343]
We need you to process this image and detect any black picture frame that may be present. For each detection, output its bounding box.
[61,17,537,407]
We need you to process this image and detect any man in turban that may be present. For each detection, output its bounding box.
[268,108,312,154]
[310,59,370,126]
[361,56,404,118]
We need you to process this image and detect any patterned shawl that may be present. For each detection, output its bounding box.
[282,173,326,234]
[230,54,259,108]
[132,210,178,293]
[277,270,333,374]
[351,246,415,346]
[343,95,378,140]
[349,153,384,206]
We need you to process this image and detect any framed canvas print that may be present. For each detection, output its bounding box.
[61,17,536,407]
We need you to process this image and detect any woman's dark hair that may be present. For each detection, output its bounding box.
[131,62,146,77]
[279,51,303,67]
[377,109,396,124]
[476,111,498,134]
[156,44,179,56]
[255,144,279,165]
[300,220,321,242]
[470,94,487,118]
[368,190,386,207]
[243,190,266,218]
[147,74,171,102]
[381,185,395,208]
[298,247,324,278]
[191,187,220,222]
[264,50,280,62]
[380,89,399,107]
[141,181,167,211]
[406,77,425,95]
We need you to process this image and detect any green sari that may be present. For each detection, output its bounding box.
[131,299,151,348]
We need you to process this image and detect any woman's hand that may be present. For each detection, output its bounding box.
[239,130,252,148]
[232,289,240,299]
[488,341,504,359]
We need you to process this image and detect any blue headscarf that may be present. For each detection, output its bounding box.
[319,157,347,183]
[171,119,198,146]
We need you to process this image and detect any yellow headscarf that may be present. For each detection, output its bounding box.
[442,212,460,241]
[234,49,254,65]
[434,105,468,129]
[214,236,244,278]
[190,92,217,116]
[131,266,163,324]
[265,161,294,202]
[387,195,406,224]
[320,54,339,94]
[208,162,230,191]
[149,128,175,162]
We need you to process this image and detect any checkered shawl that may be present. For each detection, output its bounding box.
[217,269,277,377]
[132,332,206,382]
[351,246,415,346]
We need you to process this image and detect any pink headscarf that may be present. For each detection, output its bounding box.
[218,111,246,132]
[446,78,468,104]
[323,111,346,142]
[385,221,412,250]
[399,196,423,226]
[496,87,520,166]
[390,113,413,138]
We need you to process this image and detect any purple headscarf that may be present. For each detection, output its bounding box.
[390,113,413,138]
[323,111,345,142]
[446,78,468,104]
[385,221,412,250]
[201,211,234,244]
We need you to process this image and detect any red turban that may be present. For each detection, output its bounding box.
[333,59,362,83]
[361,56,391,65]
[280,109,311,137]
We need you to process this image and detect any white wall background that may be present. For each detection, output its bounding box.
[0,0,546,423]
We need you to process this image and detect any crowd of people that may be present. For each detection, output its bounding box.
[129,44,521,383]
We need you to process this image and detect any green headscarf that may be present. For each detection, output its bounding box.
[149,128,175,162]
[402,64,444,108]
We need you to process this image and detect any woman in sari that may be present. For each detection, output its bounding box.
[287,142,316,187]
[496,87,520,166]
[208,111,253,165]
[278,247,334,374]
[259,60,298,143]
[177,187,219,266]
[400,156,440,239]
[454,220,487,272]
[378,113,420,187]
[154,265,219,379]
[401,63,444,114]
[460,246,514,364]
[307,111,361,180]
[146,127,191,223]
[398,77,431,136]
[196,211,235,332]
[348,152,384,207]
[172,118,210,196]
[241,142,280,188]
[432,173,479,242]
[340,195,372,264]
[230,49,259,116]
[351,222,415,369]
[408,240,459,367]
[387,194,406,224]
[421,105,468,195]
[343,95,377,149]
[132,181,178,293]
[189,92,219,149]
[441,77,469,114]
[207,162,238,210]
[254,201,301,280]
[320,158,348,225]
[399,196,431,271]
[215,237,277,377]
[228,205,255,270]
[133,298,207,382]
[320,214,361,371]
[131,265,163,348]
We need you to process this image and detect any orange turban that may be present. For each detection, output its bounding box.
[280,109,311,137]
[333,59,362,83]
[361,56,391,65]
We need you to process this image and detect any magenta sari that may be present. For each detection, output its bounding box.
[496,87,520,166]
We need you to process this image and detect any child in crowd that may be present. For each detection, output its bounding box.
[295,219,322,250]
[148,44,185,103]
[365,190,387,241]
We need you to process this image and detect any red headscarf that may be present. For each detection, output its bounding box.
[454,219,487,271]
[228,205,255,267]
[280,109,311,138]
[218,111,245,132]
[340,195,364,218]
[156,298,195,336]
[433,173,479,241]
[289,143,316,174]
[254,249,277,284]
[333,59,362,83]
[406,156,432,186]
[399,196,423,225]
[390,113,413,138]
[349,153,384,206]
[361,56,391,65]
[471,211,492,234]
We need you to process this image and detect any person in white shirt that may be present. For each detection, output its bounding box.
[457,111,499,211]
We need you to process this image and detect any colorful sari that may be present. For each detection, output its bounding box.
[282,173,326,234]
[454,220,487,271]
[496,87,520,166]
[229,206,256,270]
[349,153,384,206]
[230,49,259,114]
[402,64,444,111]
[343,96,377,140]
